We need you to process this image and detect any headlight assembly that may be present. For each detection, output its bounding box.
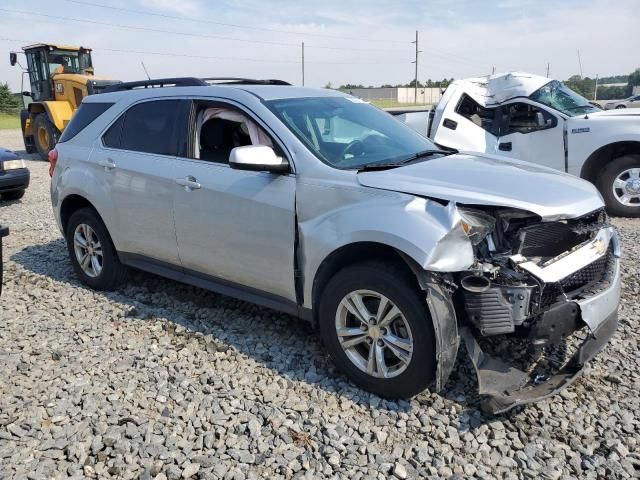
[2,159,26,171]
[458,207,496,245]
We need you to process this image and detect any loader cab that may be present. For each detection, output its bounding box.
[21,44,93,103]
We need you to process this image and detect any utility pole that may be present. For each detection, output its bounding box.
[491,66,496,75]
[546,62,550,78]
[577,49,583,78]
[411,30,421,104]
[301,42,305,86]
[594,74,599,101]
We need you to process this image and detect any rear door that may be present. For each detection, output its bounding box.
[94,98,190,265]
[171,99,297,302]
[495,100,565,170]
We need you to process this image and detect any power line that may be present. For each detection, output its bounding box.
[0,37,409,65]
[63,0,409,45]
[0,8,406,53]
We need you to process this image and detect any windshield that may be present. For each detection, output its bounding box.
[266,96,439,169]
[47,49,93,75]
[529,80,600,116]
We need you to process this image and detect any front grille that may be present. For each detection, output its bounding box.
[538,246,614,308]
[518,208,607,259]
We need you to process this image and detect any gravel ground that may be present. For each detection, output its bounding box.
[1,128,639,479]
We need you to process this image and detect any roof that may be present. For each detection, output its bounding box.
[22,43,91,52]
[85,84,347,103]
[451,71,551,106]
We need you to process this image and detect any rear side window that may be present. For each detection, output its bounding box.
[58,102,114,143]
[102,116,124,148]
[117,100,186,156]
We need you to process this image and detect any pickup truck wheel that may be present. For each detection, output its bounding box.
[66,208,127,290]
[598,154,640,217]
[318,261,436,398]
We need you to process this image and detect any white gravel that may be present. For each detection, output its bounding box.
[1,128,639,479]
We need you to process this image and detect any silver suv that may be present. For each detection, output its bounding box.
[50,77,621,413]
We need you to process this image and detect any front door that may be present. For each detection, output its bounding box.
[172,100,297,302]
[496,100,566,171]
[95,98,190,265]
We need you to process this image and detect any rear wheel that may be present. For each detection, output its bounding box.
[615,104,626,109]
[598,154,640,217]
[66,208,127,290]
[2,190,25,201]
[33,113,59,161]
[318,261,436,398]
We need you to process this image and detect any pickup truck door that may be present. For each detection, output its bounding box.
[171,100,297,304]
[432,93,501,154]
[495,100,566,171]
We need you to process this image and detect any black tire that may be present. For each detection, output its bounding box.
[33,113,59,161]
[318,260,436,398]
[2,190,25,201]
[615,104,626,109]
[20,110,37,154]
[65,208,127,290]
[597,154,640,218]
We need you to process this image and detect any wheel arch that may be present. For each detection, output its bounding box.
[310,241,424,324]
[60,194,104,235]
[580,141,640,183]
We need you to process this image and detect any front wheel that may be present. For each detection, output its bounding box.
[615,104,626,109]
[597,154,640,217]
[33,113,59,161]
[318,261,436,398]
[2,190,25,201]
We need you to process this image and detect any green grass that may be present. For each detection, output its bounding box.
[0,113,20,129]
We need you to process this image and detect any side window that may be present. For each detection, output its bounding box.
[118,100,187,156]
[193,103,277,164]
[455,94,497,134]
[102,115,124,148]
[502,103,555,135]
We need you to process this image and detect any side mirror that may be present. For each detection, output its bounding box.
[9,53,17,66]
[229,145,289,173]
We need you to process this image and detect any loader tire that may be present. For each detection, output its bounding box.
[33,113,59,161]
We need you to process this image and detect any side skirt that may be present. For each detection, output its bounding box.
[119,252,304,319]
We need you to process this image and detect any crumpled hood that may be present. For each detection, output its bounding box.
[357,153,604,220]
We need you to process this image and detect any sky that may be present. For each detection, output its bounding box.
[1,0,638,91]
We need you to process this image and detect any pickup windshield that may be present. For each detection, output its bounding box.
[267,96,441,169]
[529,80,600,117]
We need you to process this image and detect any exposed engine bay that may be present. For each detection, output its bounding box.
[450,207,620,413]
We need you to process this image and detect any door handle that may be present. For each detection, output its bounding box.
[175,176,201,191]
[443,118,457,130]
[98,158,116,170]
[498,142,512,151]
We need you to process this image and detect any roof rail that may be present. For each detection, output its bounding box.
[102,77,206,93]
[201,77,292,86]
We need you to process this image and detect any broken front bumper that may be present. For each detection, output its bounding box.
[462,229,622,414]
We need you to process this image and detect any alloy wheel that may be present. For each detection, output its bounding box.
[73,223,103,278]
[612,168,640,206]
[335,289,413,378]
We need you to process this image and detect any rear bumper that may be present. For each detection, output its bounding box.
[462,257,621,414]
[0,168,30,193]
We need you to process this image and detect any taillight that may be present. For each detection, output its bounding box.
[48,148,58,177]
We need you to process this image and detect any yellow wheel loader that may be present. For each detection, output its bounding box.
[9,44,120,160]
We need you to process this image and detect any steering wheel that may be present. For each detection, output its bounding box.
[340,139,365,159]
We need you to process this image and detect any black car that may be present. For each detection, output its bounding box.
[0,148,29,200]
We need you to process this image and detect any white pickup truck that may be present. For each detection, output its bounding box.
[391,72,640,217]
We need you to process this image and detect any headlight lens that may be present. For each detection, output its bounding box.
[2,159,26,170]
[458,207,496,245]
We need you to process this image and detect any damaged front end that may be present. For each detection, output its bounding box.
[453,207,621,414]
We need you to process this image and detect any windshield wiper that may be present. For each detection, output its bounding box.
[357,149,452,172]
[567,105,594,111]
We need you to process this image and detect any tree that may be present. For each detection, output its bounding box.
[324,82,333,89]
[628,68,640,87]
[0,83,20,115]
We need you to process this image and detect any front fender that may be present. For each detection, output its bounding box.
[29,101,73,132]
[297,182,474,308]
